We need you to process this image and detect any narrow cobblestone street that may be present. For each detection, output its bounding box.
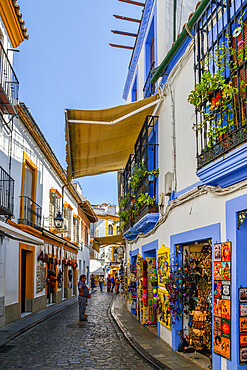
[0,290,153,369]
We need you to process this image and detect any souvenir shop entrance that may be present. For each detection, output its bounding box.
[127,244,159,332]
[181,240,212,355]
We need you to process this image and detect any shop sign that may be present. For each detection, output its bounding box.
[213,242,231,360]
[239,288,247,364]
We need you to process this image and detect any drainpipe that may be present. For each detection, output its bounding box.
[173,0,177,43]
[170,86,177,194]
[151,0,210,85]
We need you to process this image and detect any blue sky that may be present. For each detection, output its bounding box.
[16,0,142,205]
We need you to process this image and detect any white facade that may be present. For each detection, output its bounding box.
[121,0,247,368]
[90,204,120,277]
[0,9,94,324]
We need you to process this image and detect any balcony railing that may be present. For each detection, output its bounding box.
[119,115,159,233]
[121,174,158,233]
[134,204,159,224]
[193,0,247,169]
[143,62,155,99]
[0,166,14,217]
[0,41,19,115]
[19,196,42,230]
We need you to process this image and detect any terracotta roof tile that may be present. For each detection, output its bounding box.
[12,0,29,40]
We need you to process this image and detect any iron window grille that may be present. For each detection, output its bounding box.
[0,166,14,217]
[73,217,79,244]
[49,192,61,229]
[120,115,159,231]
[19,196,42,230]
[0,40,19,115]
[143,62,156,98]
[63,207,72,239]
[193,0,247,169]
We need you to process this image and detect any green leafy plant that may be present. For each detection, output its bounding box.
[120,192,132,208]
[188,31,246,144]
[136,193,155,207]
[130,163,147,190]
[118,210,130,225]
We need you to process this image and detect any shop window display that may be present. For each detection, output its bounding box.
[141,257,157,326]
[128,263,137,314]
[157,245,171,328]
[164,241,212,355]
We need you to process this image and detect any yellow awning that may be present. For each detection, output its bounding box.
[65,95,160,180]
[92,234,125,252]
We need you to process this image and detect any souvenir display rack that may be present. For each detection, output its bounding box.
[125,259,131,304]
[141,257,157,325]
[136,254,143,322]
[213,242,231,360]
[157,244,171,328]
[239,287,247,364]
[163,242,212,353]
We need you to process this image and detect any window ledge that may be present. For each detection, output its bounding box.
[197,142,247,188]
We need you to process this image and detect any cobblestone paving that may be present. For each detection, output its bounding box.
[0,290,153,369]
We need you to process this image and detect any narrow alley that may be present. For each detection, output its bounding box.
[0,290,153,369]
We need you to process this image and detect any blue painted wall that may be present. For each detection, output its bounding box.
[226,193,247,369]
[131,73,138,102]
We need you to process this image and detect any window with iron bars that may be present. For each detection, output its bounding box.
[73,217,79,244]
[63,207,72,239]
[49,193,60,228]
[121,115,159,200]
[191,0,247,169]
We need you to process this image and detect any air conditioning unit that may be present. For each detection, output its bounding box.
[164,172,173,196]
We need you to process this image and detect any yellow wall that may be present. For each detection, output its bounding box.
[0,0,26,47]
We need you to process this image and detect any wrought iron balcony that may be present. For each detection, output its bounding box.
[197,124,247,169]
[193,0,247,170]
[143,62,156,99]
[0,41,19,115]
[0,166,14,217]
[119,115,159,234]
[18,196,42,230]
[134,203,159,224]
[121,173,159,234]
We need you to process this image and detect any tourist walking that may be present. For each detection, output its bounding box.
[99,275,104,292]
[110,275,115,293]
[107,275,111,292]
[91,274,96,291]
[78,274,90,321]
[115,273,120,294]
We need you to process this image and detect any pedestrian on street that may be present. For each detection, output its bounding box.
[115,273,120,294]
[99,275,104,292]
[110,275,115,293]
[78,274,90,321]
[107,274,111,292]
[91,274,96,291]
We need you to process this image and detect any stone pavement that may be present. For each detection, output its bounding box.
[0,296,77,349]
[111,295,210,370]
[0,288,154,369]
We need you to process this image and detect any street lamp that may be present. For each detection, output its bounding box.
[114,248,118,262]
[54,184,70,230]
[54,211,63,229]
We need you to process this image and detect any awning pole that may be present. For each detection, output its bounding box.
[68,99,160,125]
